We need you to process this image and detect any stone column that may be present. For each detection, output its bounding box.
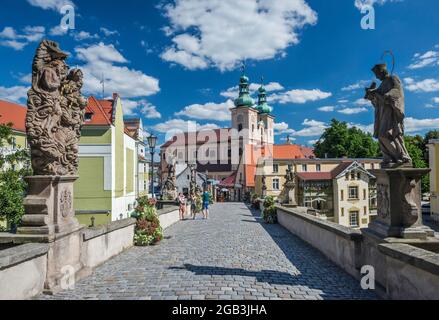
[368,168,435,240]
[17,176,84,293]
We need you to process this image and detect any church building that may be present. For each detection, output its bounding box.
[160,70,314,200]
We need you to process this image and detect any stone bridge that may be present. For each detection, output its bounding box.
[38,203,376,300]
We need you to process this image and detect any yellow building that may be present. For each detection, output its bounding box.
[429,139,439,222]
[256,156,381,229]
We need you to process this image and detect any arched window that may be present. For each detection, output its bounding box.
[238,124,243,132]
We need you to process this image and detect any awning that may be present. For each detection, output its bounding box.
[218,172,237,188]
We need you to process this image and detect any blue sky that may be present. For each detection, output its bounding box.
[1,0,439,146]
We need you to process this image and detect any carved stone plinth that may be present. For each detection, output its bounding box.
[17,176,81,240]
[368,168,435,240]
[16,176,84,293]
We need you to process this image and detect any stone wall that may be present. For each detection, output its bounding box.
[158,206,180,230]
[0,218,136,300]
[0,244,48,300]
[276,205,439,300]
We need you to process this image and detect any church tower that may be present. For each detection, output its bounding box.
[256,84,275,146]
[231,69,260,146]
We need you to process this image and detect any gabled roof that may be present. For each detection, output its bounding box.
[331,161,375,179]
[0,100,27,133]
[85,96,112,126]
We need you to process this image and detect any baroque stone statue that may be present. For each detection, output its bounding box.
[26,40,87,176]
[162,159,178,199]
[365,64,412,168]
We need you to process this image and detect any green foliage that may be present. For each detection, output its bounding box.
[133,196,163,246]
[314,119,379,159]
[250,193,260,209]
[0,123,31,230]
[262,196,277,224]
[404,135,429,193]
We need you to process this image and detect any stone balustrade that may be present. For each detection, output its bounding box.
[276,205,439,300]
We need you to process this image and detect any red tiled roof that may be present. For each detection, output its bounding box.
[85,96,112,126]
[296,172,333,181]
[273,144,314,160]
[0,100,27,133]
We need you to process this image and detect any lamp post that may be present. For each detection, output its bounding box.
[147,134,157,198]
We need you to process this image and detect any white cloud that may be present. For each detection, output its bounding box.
[433,97,439,104]
[0,86,28,103]
[73,31,99,41]
[141,102,162,119]
[348,117,439,135]
[341,80,369,92]
[161,48,208,70]
[220,82,284,99]
[348,122,374,134]
[49,25,68,36]
[405,117,439,134]
[274,122,294,135]
[354,0,401,11]
[408,50,439,70]
[100,27,119,37]
[291,119,328,137]
[175,100,234,122]
[354,98,371,106]
[75,42,160,99]
[338,107,368,115]
[404,78,439,93]
[122,100,161,119]
[160,0,317,71]
[269,89,332,104]
[0,26,45,50]
[152,119,219,134]
[318,106,335,112]
[27,0,74,11]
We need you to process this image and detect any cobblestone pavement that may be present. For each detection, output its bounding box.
[40,203,378,300]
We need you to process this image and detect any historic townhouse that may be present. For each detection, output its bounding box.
[256,157,381,229]
[74,94,147,226]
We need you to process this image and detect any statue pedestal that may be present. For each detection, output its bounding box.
[17,176,84,293]
[18,176,81,239]
[367,168,435,240]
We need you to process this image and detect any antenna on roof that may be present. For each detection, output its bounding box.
[100,73,105,99]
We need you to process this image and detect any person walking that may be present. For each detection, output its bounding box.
[190,193,197,220]
[178,193,186,220]
[202,190,210,220]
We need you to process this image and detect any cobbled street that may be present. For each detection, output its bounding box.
[40,203,377,300]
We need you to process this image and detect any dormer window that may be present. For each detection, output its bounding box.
[85,112,94,121]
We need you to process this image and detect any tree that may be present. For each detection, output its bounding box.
[314,119,379,159]
[404,135,429,194]
[0,122,31,231]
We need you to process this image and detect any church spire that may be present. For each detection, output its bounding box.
[257,77,272,114]
[234,63,254,108]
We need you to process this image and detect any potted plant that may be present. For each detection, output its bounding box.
[133,196,163,246]
[262,196,277,224]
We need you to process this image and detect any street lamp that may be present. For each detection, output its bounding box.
[147,134,157,198]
